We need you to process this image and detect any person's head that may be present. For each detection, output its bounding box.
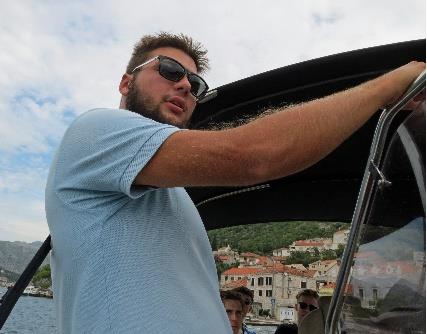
[220,290,244,334]
[232,286,254,317]
[119,32,209,129]
[295,289,319,324]
[274,323,298,334]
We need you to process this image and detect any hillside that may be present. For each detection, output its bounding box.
[207,221,348,255]
[0,221,347,276]
[0,240,49,275]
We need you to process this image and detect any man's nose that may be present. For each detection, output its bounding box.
[174,75,192,95]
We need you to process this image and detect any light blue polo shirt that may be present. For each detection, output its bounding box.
[45,108,231,334]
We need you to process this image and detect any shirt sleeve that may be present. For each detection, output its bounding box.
[53,108,182,206]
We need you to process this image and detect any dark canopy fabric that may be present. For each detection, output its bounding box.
[186,40,426,230]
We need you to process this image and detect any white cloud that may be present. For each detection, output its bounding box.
[0,0,425,241]
[0,195,48,242]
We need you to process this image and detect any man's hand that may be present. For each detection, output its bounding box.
[379,61,426,107]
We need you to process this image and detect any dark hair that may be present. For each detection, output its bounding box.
[232,286,254,301]
[220,290,245,308]
[296,288,319,301]
[125,32,209,74]
[274,323,298,334]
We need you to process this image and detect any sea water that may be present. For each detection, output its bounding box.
[0,288,277,334]
[0,287,57,334]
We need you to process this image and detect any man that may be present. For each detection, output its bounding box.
[232,286,256,334]
[295,289,320,325]
[221,290,245,334]
[45,31,425,334]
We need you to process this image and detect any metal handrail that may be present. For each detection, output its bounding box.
[325,71,426,334]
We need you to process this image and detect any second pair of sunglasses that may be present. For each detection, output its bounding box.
[298,302,318,311]
[132,55,209,99]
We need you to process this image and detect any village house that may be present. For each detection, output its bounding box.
[0,276,8,287]
[351,249,423,309]
[272,247,291,258]
[413,251,425,268]
[271,266,318,322]
[239,252,262,266]
[288,238,332,253]
[213,245,239,264]
[308,259,339,280]
[221,264,319,323]
[331,229,350,249]
[220,267,263,287]
[272,229,350,257]
[285,264,307,271]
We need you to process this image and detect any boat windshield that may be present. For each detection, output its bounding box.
[338,107,426,333]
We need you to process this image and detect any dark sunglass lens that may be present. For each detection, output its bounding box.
[159,58,185,82]
[309,305,318,311]
[299,302,308,309]
[188,75,207,98]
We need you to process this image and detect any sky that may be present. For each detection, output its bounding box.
[0,0,425,242]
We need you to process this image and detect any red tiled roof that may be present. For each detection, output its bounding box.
[261,262,286,274]
[280,265,317,278]
[391,261,417,273]
[295,240,324,247]
[222,267,263,276]
[257,256,274,265]
[354,251,381,259]
[356,261,418,276]
[320,260,337,265]
[241,252,260,258]
[321,282,352,294]
[222,279,248,289]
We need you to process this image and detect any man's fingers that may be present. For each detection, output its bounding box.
[413,89,426,102]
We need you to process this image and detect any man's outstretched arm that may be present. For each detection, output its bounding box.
[135,61,425,188]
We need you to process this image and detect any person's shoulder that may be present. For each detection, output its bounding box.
[76,108,137,122]
[243,323,257,334]
[68,108,166,133]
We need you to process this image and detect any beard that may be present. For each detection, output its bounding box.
[125,79,189,129]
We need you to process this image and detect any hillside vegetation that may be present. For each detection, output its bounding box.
[207,221,348,255]
[0,241,49,274]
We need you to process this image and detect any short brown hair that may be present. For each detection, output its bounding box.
[296,289,319,301]
[220,290,244,308]
[125,32,209,74]
[232,286,254,301]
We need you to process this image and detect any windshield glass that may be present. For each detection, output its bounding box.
[339,109,426,333]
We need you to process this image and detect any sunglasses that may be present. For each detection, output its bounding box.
[298,302,318,311]
[132,55,209,99]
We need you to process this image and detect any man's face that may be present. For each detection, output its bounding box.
[223,299,243,334]
[121,47,199,129]
[296,295,319,324]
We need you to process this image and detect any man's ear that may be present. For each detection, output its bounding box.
[119,73,132,96]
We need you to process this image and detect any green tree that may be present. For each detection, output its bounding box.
[284,251,317,267]
[336,244,345,258]
[320,249,337,260]
[215,262,238,281]
[33,264,51,289]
